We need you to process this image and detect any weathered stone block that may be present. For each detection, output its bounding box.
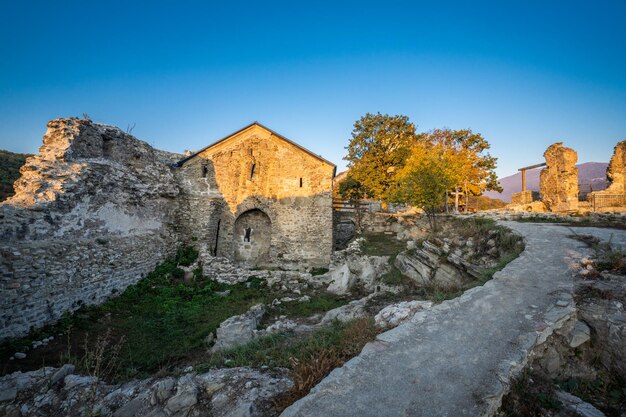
[539,143,579,212]
[511,190,533,205]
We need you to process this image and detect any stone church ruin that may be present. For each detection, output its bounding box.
[0,118,335,341]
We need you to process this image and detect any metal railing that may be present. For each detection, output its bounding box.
[589,193,626,211]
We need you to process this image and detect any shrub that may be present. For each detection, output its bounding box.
[175,246,199,266]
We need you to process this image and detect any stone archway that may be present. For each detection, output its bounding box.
[233,209,271,267]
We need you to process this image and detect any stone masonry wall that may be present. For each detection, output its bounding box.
[1,119,336,342]
[601,140,626,195]
[178,124,335,268]
[539,142,579,212]
[0,118,182,341]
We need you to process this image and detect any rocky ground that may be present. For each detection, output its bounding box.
[0,215,531,417]
[499,232,626,417]
[279,222,626,417]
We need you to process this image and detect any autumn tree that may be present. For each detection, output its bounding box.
[344,113,417,207]
[423,129,500,212]
[392,143,457,230]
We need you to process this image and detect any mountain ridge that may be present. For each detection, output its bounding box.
[484,162,608,202]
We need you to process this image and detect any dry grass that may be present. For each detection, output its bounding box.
[271,318,378,413]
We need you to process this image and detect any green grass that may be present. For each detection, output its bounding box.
[0,247,346,382]
[273,293,346,318]
[380,265,413,286]
[360,233,407,260]
[558,372,626,414]
[201,318,377,370]
[310,267,329,276]
[477,249,524,283]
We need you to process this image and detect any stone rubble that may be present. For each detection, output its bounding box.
[212,304,267,352]
[554,390,607,417]
[394,232,504,290]
[323,238,390,295]
[374,300,434,328]
[0,366,291,417]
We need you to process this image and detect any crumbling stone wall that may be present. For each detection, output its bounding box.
[177,123,335,268]
[0,118,182,341]
[511,190,533,205]
[600,140,626,195]
[539,143,579,212]
[1,119,336,342]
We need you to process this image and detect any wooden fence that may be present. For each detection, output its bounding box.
[332,199,378,213]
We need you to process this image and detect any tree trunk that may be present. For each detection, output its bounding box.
[464,180,469,214]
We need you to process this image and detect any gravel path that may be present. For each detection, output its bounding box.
[281,222,626,417]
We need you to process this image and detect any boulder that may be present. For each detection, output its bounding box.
[321,297,370,324]
[326,263,354,295]
[567,321,591,348]
[394,242,467,289]
[212,304,266,352]
[374,300,433,328]
[539,143,579,212]
[325,238,390,294]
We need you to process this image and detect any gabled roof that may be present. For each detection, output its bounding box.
[174,122,336,171]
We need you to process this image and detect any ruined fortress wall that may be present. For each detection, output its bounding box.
[173,156,224,253]
[539,143,579,212]
[603,140,626,194]
[0,119,182,341]
[188,125,335,267]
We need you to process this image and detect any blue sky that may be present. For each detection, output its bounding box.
[1,0,625,177]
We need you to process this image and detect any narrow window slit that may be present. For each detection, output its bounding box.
[202,166,208,178]
[244,227,252,242]
[250,163,256,179]
[299,177,303,187]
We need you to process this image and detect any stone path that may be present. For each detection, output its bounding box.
[281,222,626,417]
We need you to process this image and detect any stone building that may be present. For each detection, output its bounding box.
[174,122,336,268]
[0,118,335,341]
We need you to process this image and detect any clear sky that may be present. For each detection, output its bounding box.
[1,0,625,177]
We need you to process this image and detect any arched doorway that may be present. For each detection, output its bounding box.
[233,209,271,267]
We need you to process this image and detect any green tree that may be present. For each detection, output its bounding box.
[338,176,370,231]
[344,113,417,206]
[393,143,457,230]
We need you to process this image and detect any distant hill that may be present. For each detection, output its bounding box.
[0,150,31,201]
[484,162,608,203]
